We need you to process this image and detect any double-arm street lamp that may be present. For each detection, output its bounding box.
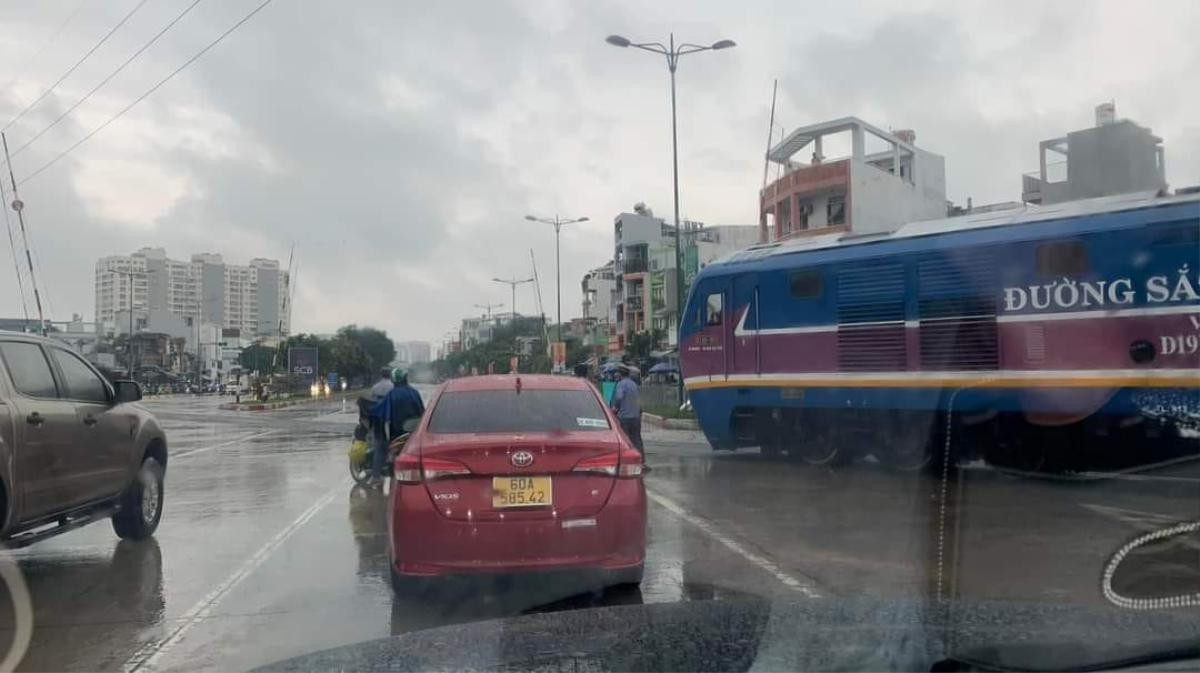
[524,214,589,349]
[606,32,735,399]
[492,276,534,321]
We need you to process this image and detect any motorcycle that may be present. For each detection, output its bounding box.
[349,412,419,486]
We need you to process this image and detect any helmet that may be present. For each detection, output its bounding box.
[391,367,407,384]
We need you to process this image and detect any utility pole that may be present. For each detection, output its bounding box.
[2,132,45,335]
[112,267,156,377]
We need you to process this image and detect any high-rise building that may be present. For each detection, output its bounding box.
[395,340,432,365]
[95,248,289,338]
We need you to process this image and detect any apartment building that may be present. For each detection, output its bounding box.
[95,248,289,339]
[606,204,757,354]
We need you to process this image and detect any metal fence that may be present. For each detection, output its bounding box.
[640,382,681,409]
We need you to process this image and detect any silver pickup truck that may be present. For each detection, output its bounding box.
[0,331,167,546]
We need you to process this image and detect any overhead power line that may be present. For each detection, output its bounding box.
[0,0,88,98]
[7,0,204,163]
[17,0,275,187]
[4,0,155,132]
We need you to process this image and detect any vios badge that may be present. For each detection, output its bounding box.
[511,450,534,468]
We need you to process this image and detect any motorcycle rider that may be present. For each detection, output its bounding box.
[369,368,425,484]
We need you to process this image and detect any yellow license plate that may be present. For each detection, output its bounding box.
[492,476,552,508]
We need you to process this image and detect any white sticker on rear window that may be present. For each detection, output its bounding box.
[577,417,607,428]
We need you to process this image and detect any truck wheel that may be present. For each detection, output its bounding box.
[113,457,164,540]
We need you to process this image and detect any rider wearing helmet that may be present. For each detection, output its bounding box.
[369,368,425,482]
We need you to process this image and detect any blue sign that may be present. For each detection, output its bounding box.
[287,347,318,385]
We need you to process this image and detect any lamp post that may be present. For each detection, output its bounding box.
[492,276,534,322]
[524,214,589,352]
[114,267,156,378]
[474,302,503,321]
[605,32,735,401]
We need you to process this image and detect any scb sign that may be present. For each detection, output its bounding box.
[287,347,319,385]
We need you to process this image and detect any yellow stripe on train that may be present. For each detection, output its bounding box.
[684,372,1200,391]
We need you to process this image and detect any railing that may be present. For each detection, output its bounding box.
[623,259,649,274]
[760,159,850,202]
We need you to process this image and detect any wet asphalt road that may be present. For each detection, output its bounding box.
[0,391,1196,671]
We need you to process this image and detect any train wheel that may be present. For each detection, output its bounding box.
[787,417,846,466]
[881,412,939,472]
[761,435,783,458]
[984,414,1048,473]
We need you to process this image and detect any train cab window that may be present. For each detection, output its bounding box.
[1036,240,1090,276]
[789,270,823,299]
[705,293,723,326]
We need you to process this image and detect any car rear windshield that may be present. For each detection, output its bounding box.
[428,389,611,433]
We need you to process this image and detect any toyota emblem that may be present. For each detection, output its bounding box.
[511,450,534,468]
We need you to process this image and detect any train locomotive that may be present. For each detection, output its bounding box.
[679,191,1200,471]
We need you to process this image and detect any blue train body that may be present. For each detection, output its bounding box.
[678,192,1200,469]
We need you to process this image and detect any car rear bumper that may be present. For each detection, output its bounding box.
[390,480,646,577]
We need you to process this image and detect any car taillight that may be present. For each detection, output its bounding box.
[423,457,471,480]
[572,449,643,478]
[393,454,470,484]
[393,454,423,484]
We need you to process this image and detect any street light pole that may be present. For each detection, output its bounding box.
[115,267,149,378]
[492,276,534,321]
[525,214,589,366]
[605,32,735,402]
[474,302,503,321]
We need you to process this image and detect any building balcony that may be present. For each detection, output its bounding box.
[760,159,850,207]
[623,258,649,274]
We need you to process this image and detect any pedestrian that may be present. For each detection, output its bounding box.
[610,364,644,453]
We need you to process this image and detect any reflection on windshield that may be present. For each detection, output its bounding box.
[0,2,1197,671]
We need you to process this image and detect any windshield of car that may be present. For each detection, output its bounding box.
[429,389,610,434]
[0,2,1196,672]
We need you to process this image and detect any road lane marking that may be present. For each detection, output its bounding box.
[170,429,279,459]
[645,488,822,598]
[122,484,344,673]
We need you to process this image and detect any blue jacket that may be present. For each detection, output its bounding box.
[611,377,641,419]
[372,384,425,437]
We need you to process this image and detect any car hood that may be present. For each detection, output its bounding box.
[256,598,1200,672]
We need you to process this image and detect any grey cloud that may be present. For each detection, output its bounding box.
[1,1,1197,344]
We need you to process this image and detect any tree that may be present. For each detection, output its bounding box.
[330,334,372,380]
[624,330,661,363]
[239,344,277,374]
[277,334,334,376]
[565,337,588,370]
[337,325,396,372]
[433,316,551,378]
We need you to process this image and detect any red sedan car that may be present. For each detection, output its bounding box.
[388,374,646,594]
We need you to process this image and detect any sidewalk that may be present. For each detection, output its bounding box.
[641,411,699,431]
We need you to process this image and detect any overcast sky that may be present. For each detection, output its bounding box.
[1,0,1197,346]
